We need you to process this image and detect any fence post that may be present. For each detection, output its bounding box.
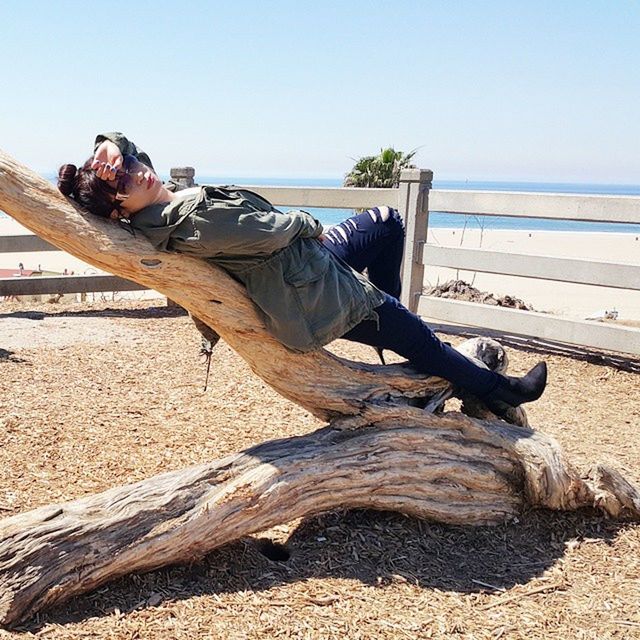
[170,166,196,189]
[398,168,433,313]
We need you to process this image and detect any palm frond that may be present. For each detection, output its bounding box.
[344,147,418,188]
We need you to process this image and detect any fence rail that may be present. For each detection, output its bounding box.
[421,245,640,290]
[419,188,640,356]
[429,189,640,223]
[0,274,145,296]
[417,297,640,355]
[1,168,639,356]
[0,235,57,253]
[239,185,399,209]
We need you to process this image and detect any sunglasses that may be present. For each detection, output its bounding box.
[112,155,137,204]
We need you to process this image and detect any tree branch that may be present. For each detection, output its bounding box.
[0,147,638,627]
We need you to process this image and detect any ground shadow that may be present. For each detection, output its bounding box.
[18,507,625,633]
[0,305,187,322]
[1,308,636,371]
[0,348,27,363]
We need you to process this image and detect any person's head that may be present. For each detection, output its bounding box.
[58,155,166,219]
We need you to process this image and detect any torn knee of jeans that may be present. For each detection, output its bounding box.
[335,219,358,241]
[327,226,348,244]
[369,206,405,235]
[368,206,398,223]
[368,206,383,222]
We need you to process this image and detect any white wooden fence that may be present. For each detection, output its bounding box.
[417,187,640,356]
[1,168,639,356]
[0,235,145,298]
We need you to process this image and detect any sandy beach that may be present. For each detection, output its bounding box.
[0,217,159,302]
[0,218,104,274]
[1,217,639,320]
[426,227,640,322]
[0,217,107,276]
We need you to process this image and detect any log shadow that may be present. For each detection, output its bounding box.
[20,508,623,633]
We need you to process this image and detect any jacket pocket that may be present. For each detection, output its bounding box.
[284,248,330,286]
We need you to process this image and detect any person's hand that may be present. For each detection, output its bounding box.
[91,140,123,181]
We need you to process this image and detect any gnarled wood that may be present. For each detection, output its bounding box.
[1,407,638,627]
[0,151,446,420]
[0,149,638,627]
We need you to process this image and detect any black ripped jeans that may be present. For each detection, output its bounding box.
[324,207,499,397]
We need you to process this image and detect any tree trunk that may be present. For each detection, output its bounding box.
[0,149,638,627]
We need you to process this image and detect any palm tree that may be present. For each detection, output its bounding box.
[344,147,417,188]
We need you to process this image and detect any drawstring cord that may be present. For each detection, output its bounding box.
[202,349,213,392]
[118,217,136,236]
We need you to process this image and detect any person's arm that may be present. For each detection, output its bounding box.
[91,132,154,181]
[94,132,154,167]
[169,204,323,258]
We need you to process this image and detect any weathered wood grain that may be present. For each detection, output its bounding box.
[0,150,446,420]
[0,148,638,627]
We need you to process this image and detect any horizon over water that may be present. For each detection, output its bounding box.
[198,176,640,234]
[8,175,640,234]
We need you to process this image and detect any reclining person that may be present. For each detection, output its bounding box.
[57,132,547,417]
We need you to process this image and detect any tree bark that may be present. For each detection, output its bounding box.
[0,150,448,419]
[0,149,638,627]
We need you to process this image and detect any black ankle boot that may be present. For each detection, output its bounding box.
[481,361,548,417]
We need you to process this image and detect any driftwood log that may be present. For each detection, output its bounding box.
[0,149,639,627]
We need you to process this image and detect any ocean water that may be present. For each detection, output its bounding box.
[7,175,640,234]
[197,176,640,234]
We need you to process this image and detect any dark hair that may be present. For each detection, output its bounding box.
[57,159,120,218]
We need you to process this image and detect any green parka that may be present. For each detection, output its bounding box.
[96,133,385,352]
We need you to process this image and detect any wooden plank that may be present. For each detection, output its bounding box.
[429,190,640,224]
[417,296,640,355]
[0,235,57,253]
[241,185,399,209]
[0,274,148,296]
[398,169,432,312]
[422,245,640,291]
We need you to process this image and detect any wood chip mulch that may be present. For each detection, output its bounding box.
[0,300,639,640]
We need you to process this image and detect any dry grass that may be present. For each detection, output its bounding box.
[0,300,639,640]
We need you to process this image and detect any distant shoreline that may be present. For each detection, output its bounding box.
[9,176,638,235]
[2,211,639,234]
[35,173,640,194]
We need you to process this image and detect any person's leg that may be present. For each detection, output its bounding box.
[322,206,405,299]
[342,294,547,411]
[342,295,501,396]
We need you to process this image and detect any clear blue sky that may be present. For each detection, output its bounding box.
[1,0,638,182]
